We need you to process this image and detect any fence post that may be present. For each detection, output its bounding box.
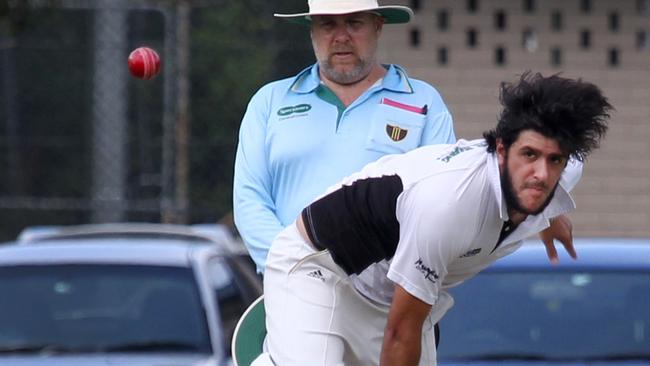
[90,2,128,222]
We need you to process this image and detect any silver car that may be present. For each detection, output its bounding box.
[0,223,262,366]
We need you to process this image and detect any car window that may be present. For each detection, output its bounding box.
[438,270,650,361]
[0,264,212,354]
[207,256,262,357]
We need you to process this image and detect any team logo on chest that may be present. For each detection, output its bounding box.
[460,248,482,258]
[386,124,408,142]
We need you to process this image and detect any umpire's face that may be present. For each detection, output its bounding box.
[497,130,569,216]
[310,12,384,85]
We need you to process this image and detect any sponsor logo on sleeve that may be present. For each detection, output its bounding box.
[414,258,439,283]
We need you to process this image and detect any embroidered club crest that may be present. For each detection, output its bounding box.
[386,124,408,142]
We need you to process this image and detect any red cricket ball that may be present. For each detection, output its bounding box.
[128,47,161,80]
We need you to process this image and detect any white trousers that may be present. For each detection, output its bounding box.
[260,223,437,366]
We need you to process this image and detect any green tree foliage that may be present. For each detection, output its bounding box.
[2,8,92,198]
[0,0,315,240]
[188,0,313,222]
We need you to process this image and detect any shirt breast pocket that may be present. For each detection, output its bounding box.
[365,102,426,154]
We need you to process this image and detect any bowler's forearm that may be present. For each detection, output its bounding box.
[380,329,421,366]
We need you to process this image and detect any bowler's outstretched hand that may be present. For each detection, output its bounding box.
[539,214,576,264]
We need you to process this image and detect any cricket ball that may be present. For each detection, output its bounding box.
[128,47,161,80]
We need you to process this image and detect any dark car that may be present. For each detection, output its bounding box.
[438,238,650,365]
[0,223,262,366]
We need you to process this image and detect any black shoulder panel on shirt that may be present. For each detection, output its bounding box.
[301,174,404,275]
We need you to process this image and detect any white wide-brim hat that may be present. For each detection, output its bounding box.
[274,0,414,25]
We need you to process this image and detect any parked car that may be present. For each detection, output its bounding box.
[0,223,262,366]
[438,237,650,365]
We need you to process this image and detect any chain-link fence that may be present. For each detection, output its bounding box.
[0,0,313,241]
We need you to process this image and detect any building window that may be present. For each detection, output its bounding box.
[495,9,507,31]
[495,46,507,66]
[437,9,450,31]
[411,0,422,12]
[609,11,620,32]
[522,27,538,52]
[467,0,479,13]
[438,46,449,65]
[466,27,478,48]
[551,10,563,31]
[551,47,562,66]
[637,30,648,50]
[580,0,592,13]
[409,28,421,48]
[524,0,535,13]
[608,47,620,67]
[580,29,592,49]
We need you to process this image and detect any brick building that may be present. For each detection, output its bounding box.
[379,0,650,236]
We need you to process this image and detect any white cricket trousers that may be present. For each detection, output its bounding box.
[258,222,437,366]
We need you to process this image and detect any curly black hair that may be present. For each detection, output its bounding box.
[483,71,612,161]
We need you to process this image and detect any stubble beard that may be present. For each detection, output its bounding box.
[314,41,377,85]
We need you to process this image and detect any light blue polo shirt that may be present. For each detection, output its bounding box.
[233,63,455,271]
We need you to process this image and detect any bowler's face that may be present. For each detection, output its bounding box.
[310,12,384,85]
[497,130,568,216]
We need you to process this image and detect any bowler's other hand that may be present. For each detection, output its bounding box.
[538,214,576,264]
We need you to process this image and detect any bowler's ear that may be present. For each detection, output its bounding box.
[496,138,506,165]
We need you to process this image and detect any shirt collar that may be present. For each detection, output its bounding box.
[486,150,576,223]
[486,152,509,221]
[289,63,415,94]
[381,64,414,93]
[289,64,320,93]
